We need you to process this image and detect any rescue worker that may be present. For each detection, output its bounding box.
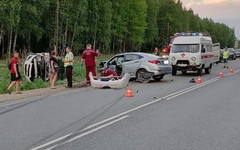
[223,47,229,69]
[6,51,22,94]
[63,46,74,88]
[81,44,99,85]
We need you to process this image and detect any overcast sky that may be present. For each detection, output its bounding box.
[180,0,240,40]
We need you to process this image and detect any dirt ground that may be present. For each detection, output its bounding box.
[0,82,88,104]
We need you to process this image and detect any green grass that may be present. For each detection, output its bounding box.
[0,54,112,94]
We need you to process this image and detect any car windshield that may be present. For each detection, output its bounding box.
[172,44,199,53]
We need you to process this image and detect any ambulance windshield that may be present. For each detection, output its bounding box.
[172,44,199,53]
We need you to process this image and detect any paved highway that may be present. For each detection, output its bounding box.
[1,59,240,150]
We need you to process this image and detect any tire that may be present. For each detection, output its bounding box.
[181,70,187,74]
[172,67,177,76]
[197,68,202,76]
[153,75,164,81]
[136,69,147,83]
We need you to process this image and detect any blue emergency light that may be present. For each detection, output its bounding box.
[174,32,209,37]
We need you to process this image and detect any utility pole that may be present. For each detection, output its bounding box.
[54,0,59,54]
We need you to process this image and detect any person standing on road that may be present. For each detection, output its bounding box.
[81,44,99,85]
[63,46,74,88]
[223,47,229,69]
[6,51,22,94]
[49,51,59,89]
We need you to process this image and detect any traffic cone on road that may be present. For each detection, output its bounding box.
[196,76,202,84]
[218,71,224,77]
[125,86,134,97]
[229,68,234,74]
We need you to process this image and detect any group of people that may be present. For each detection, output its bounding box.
[49,44,100,89]
[50,44,118,88]
[6,44,118,94]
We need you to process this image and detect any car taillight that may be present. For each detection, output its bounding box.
[162,48,169,54]
[148,60,160,64]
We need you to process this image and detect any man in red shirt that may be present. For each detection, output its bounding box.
[6,51,22,94]
[81,44,99,85]
[101,68,118,77]
[100,67,119,81]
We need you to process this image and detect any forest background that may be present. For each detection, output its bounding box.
[0,0,238,59]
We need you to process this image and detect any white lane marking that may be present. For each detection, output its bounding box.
[44,145,58,150]
[47,115,130,150]
[78,77,220,133]
[31,115,129,150]
[30,133,72,150]
[162,77,219,100]
[166,78,218,100]
[65,115,129,144]
[29,76,222,150]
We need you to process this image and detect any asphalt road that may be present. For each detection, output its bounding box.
[1,59,240,150]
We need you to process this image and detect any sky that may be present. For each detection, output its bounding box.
[180,0,240,40]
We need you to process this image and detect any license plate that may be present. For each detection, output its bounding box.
[178,64,187,67]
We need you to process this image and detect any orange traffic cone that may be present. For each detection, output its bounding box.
[229,68,234,74]
[125,86,134,97]
[196,76,202,84]
[218,71,224,77]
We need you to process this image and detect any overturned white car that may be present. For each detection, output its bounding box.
[24,53,50,82]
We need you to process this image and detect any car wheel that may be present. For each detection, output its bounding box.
[136,69,147,83]
[153,75,164,81]
[181,70,187,74]
[172,67,177,76]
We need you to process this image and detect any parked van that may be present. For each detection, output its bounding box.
[212,43,221,64]
[169,32,214,76]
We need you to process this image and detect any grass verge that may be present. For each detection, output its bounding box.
[0,54,112,94]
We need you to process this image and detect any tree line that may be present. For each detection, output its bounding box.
[0,0,237,58]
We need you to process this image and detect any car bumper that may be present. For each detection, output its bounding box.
[151,65,172,75]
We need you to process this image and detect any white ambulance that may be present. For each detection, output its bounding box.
[169,33,214,76]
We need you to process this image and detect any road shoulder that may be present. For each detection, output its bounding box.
[0,82,88,104]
